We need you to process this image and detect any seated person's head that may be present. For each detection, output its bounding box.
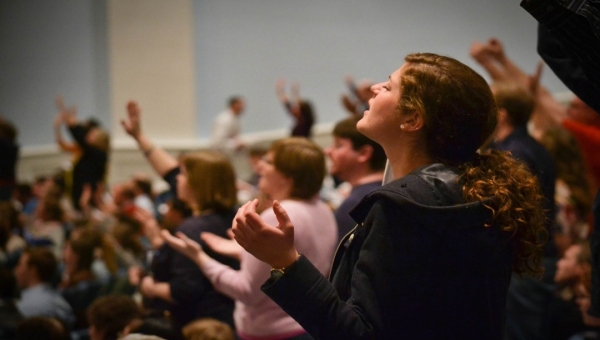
[14,247,57,289]
[262,137,325,201]
[227,96,245,115]
[87,295,141,340]
[131,174,153,197]
[555,240,591,285]
[179,151,237,214]
[111,215,144,259]
[182,318,235,340]
[0,201,21,246]
[0,117,17,142]
[490,81,534,129]
[17,317,69,340]
[328,115,386,182]
[62,229,101,282]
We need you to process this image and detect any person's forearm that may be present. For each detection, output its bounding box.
[135,133,178,176]
[477,58,508,83]
[497,55,531,88]
[150,282,172,302]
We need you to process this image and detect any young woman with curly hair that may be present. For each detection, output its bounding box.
[231,53,547,339]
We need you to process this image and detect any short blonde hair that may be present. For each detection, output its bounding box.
[270,137,325,200]
[182,318,235,340]
[181,151,237,213]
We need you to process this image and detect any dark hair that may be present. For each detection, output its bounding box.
[0,266,17,299]
[228,96,243,107]
[400,53,546,275]
[170,198,193,218]
[17,317,70,340]
[0,202,20,250]
[333,116,386,171]
[0,118,18,141]
[491,81,534,127]
[24,247,58,283]
[132,178,153,197]
[112,214,144,258]
[39,197,64,223]
[87,295,141,340]
[270,138,326,200]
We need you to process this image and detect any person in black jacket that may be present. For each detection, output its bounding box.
[231,53,547,339]
[0,117,19,202]
[54,98,109,211]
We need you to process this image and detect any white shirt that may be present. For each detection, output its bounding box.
[210,108,241,153]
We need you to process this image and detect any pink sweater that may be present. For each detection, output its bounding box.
[200,199,338,339]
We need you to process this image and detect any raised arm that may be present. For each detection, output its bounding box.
[121,101,178,177]
[53,111,78,153]
[470,38,568,138]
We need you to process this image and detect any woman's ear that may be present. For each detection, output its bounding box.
[400,111,425,132]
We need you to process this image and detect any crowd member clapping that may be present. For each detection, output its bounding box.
[121,101,239,331]
[163,137,337,340]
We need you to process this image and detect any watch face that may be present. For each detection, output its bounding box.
[271,268,285,281]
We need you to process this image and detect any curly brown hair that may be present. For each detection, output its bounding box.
[461,150,547,275]
[400,53,547,276]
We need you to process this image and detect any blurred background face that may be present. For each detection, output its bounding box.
[555,244,582,284]
[231,100,245,115]
[325,137,360,181]
[258,151,291,199]
[176,166,194,205]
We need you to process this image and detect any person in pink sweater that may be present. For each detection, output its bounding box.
[162,137,337,340]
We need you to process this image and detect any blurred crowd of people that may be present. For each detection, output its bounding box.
[0,1,599,336]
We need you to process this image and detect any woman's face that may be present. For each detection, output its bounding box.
[176,166,194,205]
[357,65,404,145]
[258,151,292,200]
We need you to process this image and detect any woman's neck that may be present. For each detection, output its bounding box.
[385,141,435,180]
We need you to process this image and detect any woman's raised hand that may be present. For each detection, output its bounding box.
[232,199,299,269]
[201,231,242,261]
[122,101,142,139]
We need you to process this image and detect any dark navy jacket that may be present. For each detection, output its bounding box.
[262,164,514,339]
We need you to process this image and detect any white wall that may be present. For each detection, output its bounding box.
[2,0,570,186]
[193,0,568,137]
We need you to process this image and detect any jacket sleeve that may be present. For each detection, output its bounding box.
[261,201,393,340]
[521,0,600,113]
[169,224,210,304]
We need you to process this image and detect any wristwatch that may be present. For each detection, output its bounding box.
[270,255,301,281]
[270,267,286,281]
